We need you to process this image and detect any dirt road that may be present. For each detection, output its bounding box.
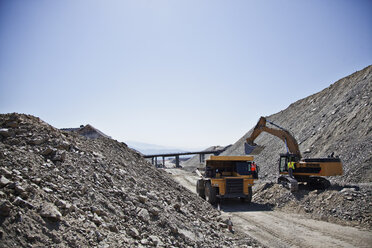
[166,168,372,248]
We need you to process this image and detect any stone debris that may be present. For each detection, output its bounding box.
[252,182,372,228]
[220,65,372,185]
[0,176,10,187]
[0,200,12,217]
[185,65,372,186]
[0,113,261,247]
[39,203,62,222]
[183,66,372,229]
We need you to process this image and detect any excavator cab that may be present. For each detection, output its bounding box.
[278,153,300,173]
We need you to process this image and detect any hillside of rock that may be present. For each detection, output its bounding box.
[0,113,260,247]
[222,65,372,184]
[251,182,372,229]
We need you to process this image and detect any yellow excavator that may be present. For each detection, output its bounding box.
[245,117,343,191]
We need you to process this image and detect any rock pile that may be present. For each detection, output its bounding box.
[221,65,372,184]
[252,182,372,229]
[0,113,260,247]
[183,65,371,229]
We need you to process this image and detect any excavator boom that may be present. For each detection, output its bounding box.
[245,117,301,159]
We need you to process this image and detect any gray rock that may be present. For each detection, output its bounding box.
[108,224,119,233]
[173,203,181,212]
[140,239,149,245]
[96,231,104,242]
[0,191,6,198]
[40,203,62,221]
[0,200,12,216]
[30,137,46,145]
[52,151,66,162]
[55,199,72,211]
[341,188,357,193]
[41,147,54,156]
[149,207,160,216]
[127,227,140,239]
[169,223,178,234]
[92,213,103,226]
[219,222,228,228]
[138,195,147,204]
[137,208,150,223]
[57,141,71,151]
[43,187,53,193]
[149,235,162,246]
[6,121,19,128]
[13,197,34,209]
[0,176,10,187]
[15,185,26,195]
[7,182,16,189]
[146,192,158,201]
[0,168,12,178]
[32,177,42,185]
[0,128,13,137]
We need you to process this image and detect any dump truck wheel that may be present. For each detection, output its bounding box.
[241,187,253,203]
[205,182,217,205]
[196,179,205,199]
[247,187,252,203]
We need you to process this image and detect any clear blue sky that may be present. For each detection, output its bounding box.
[0,0,371,149]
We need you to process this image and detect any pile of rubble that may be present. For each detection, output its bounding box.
[0,113,260,247]
[252,182,372,229]
[221,65,372,184]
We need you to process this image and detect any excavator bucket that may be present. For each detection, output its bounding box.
[244,142,265,155]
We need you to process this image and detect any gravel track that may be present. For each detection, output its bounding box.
[168,168,372,248]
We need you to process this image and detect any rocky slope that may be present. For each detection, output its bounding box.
[0,113,260,247]
[222,65,372,184]
[181,66,372,229]
[252,182,372,229]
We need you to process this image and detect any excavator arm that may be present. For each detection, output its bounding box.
[245,117,302,159]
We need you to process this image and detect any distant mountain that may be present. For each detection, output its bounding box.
[125,141,200,155]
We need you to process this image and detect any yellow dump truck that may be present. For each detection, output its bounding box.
[196,156,258,204]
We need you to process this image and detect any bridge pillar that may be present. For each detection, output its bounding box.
[152,157,154,165]
[199,154,205,163]
[155,157,158,167]
[175,155,180,168]
[162,157,165,168]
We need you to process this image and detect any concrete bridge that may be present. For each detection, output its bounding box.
[143,148,227,168]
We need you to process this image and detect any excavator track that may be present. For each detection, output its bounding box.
[277,176,298,192]
[306,177,331,190]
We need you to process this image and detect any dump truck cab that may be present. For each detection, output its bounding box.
[196,156,258,204]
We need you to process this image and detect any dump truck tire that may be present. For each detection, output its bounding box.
[240,187,252,203]
[196,179,205,199]
[205,182,217,205]
[247,187,252,203]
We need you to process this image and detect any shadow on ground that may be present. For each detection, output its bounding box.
[217,199,273,213]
